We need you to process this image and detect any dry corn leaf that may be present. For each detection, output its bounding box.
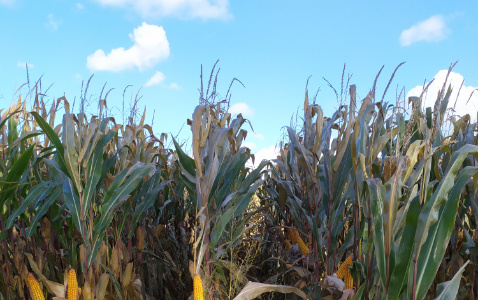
[14,238,26,271]
[232,281,308,300]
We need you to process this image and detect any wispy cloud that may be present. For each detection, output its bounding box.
[145,71,166,87]
[76,3,84,10]
[45,14,62,31]
[399,15,449,46]
[169,82,180,89]
[17,62,34,68]
[93,0,231,20]
[406,70,478,123]
[144,72,180,89]
[87,22,170,72]
[0,0,14,6]
[229,102,254,118]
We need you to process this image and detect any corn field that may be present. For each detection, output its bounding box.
[1,63,477,300]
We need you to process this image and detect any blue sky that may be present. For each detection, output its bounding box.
[1,1,477,163]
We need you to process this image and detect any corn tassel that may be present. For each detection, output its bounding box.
[27,273,45,300]
[68,268,78,300]
[193,274,204,300]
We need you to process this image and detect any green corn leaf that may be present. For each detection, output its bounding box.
[412,144,478,288]
[88,163,154,267]
[5,181,55,229]
[0,144,34,207]
[63,177,85,241]
[387,195,420,300]
[31,111,68,174]
[128,180,170,239]
[173,137,196,178]
[63,114,82,193]
[433,261,470,300]
[83,130,116,218]
[365,178,387,289]
[415,166,478,300]
[26,187,62,237]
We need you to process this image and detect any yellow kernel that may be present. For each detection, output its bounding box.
[336,255,353,279]
[27,273,45,300]
[67,268,78,300]
[193,274,204,300]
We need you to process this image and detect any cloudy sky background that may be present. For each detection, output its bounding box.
[1,1,477,165]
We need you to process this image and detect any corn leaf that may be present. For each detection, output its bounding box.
[0,144,34,207]
[365,178,386,289]
[387,195,420,299]
[415,166,478,300]
[433,261,469,300]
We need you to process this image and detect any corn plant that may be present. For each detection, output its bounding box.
[259,64,478,299]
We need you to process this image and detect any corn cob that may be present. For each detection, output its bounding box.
[287,228,296,243]
[284,240,292,248]
[68,268,78,300]
[193,274,204,300]
[123,262,134,287]
[27,273,45,300]
[336,255,353,279]
[344,271,353,289]
[296,233,309,256]
[292,230,309,256]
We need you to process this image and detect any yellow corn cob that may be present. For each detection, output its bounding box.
[284,240,292,248]
[68,268,78,300]
[286,228,296,243]
[344,271,353,289]
[292,228,299,240]
[336,255,353,279]
[193,274,204,300]
[293,228,309,256]
[295,232,309,256]
[27,273,45,300]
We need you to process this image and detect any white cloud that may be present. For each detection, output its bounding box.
[229,102,254,118]
[242,142,256,150]
[144,72,180,89]
[0,0,14,6]
[247,145,279,169]
[406,70,478,123]
[87,22,170,72]
[17,62,34,68]
[169,82,180,89]
[93,0,231,20]
[399,15,449,46]
[76,3,84,9]
[145,71,166,87]
[45,14,62,31]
